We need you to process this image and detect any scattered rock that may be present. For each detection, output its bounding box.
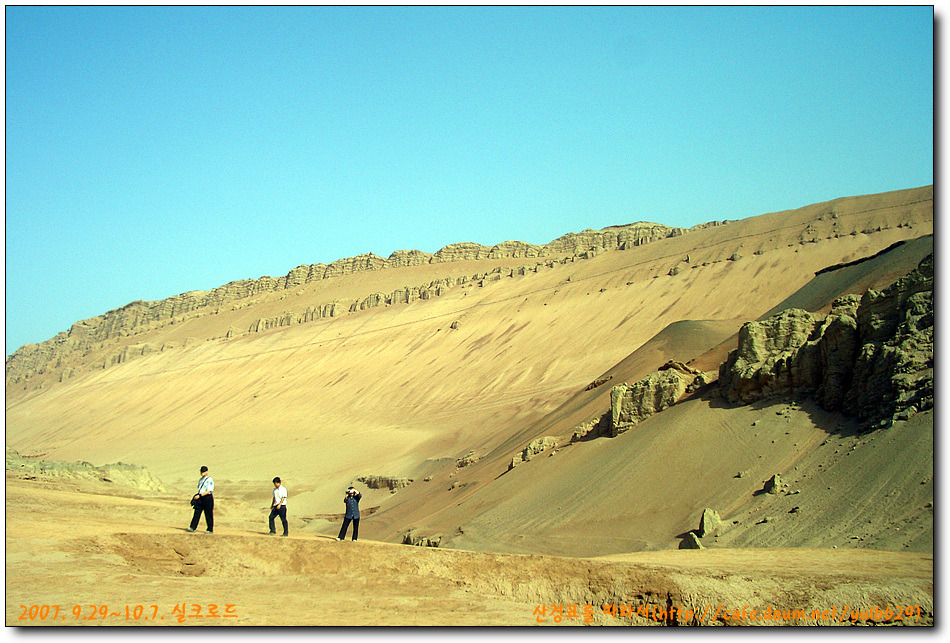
[508,436,559,470]
[763,474,785,495]
[679,532,704,549]
[585,375,613,391]
[697,508,724,538]
[402,529,442,547]
[455,451,479,468]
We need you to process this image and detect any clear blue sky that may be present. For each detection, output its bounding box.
[4,6,934,353]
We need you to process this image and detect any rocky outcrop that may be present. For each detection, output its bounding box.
[356,475,414,491]
[679,532,704,549]
[570,414,611,442]
[401,528,442,547]
[325,253,388,278]
[585,375,613,391]
[543,222,683,255]
[679,508,727,549]
[609,361,706,437]
[489,240,542,258]
[508,436,559,470]
[697,508,725,538]
[5,447,172,492]
[720,255,933,427]
[432,242,492,263]
[763,474,786,495]
[455,451,480,468]
[386,249,434,268]
[844,255,934,424]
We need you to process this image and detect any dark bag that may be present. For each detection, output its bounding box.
[190,497,200,508]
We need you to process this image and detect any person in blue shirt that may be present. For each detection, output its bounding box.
[336,487,361,541]
[187,465,214,533]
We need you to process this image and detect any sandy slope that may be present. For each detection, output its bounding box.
[4,185,935,626]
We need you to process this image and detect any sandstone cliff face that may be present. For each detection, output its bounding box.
[544,222,682,255]
[386,249,434,268]
[431,242,492,263]
[720,255,933,427]
[488,240,542,259]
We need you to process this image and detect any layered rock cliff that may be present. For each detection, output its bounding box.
[573,252,933,446]
[719,254,933,427]
[6,221,683,386]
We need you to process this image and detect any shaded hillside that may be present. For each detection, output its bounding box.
[4,185,934,560]
[365,238,935,557]
[761,234,934,318]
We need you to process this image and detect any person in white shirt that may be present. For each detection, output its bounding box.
[269,477,288,537]
[187,466,214,533]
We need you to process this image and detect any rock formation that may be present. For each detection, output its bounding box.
[696,508,725,538]
[679,532,704,549]
[763,474,786,495]
[488,240,542,258]
[720,254,933,427]
[432,242,492,263]
[5,447,172,493]
[455,451,480,468]
[609,361,705,437]
[401,528,442,547]
[386,249,434,268]
[508,436,559,470]
[356,475,414,491]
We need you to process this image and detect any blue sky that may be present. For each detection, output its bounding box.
[4,6,934,353]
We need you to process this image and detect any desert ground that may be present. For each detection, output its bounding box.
[6,185,934,626]
[4,469,934,626]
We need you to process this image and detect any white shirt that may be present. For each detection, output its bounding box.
[198,475,214,495]
[272,485,287,508]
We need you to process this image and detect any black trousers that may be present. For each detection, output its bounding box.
[338,517,359,540]
[190,494,214,532]
[269,506,288,535]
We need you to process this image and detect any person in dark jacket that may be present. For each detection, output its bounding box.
[336,487,361,541]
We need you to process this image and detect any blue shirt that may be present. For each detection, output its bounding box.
[344,493,361,519]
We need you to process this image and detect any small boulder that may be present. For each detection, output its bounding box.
[679,532,704,549]
[764,474,784,495]
[697,508,724,538]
